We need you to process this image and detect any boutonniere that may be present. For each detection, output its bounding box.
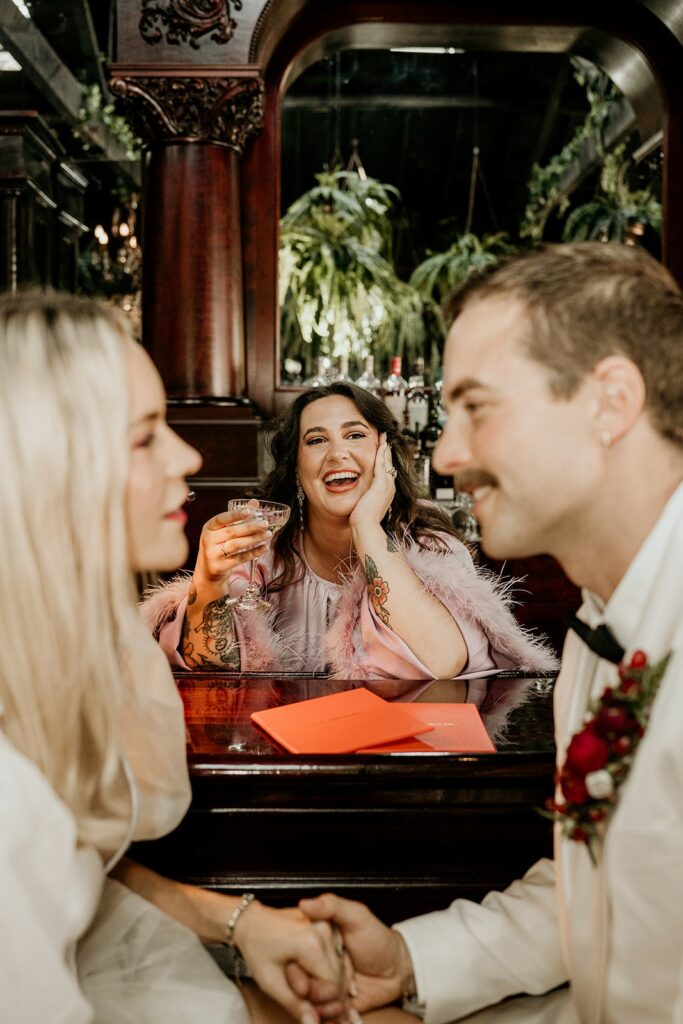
[543,649,671,863]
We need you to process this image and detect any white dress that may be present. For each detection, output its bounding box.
[0,731,100,1024]
[1,631,250,1024]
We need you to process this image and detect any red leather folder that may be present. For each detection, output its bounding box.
[358,703,495,753]
[250,687,434,754]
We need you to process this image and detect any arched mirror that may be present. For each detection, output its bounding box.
[276,44,663,390]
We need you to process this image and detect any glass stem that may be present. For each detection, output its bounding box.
[247,557,258,594]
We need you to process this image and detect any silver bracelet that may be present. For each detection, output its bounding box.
[225,892,256,949]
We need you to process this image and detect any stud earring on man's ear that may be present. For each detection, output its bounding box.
[600,430,613,448]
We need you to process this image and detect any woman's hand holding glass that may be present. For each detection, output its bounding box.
[192,501,271,601]
[227,499,291,611]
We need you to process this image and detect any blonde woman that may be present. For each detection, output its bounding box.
[0,292,349,1024]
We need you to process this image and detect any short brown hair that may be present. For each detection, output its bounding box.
[454,243,683,448]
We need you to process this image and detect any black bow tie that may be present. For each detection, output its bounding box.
[566,614,625,665]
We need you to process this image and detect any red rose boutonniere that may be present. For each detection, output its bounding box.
[543,648,671,863]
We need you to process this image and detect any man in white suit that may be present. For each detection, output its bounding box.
[297,243,683,1023]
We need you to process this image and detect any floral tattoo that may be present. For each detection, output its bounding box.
[364,554,391,628]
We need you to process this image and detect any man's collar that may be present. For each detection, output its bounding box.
[579,481,683,647]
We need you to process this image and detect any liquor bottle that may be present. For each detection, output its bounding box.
[304,356,331,387]
[355,354,381,394]
[401,404,418,459]
[408,356,425,390]
[406,357,429,435]
[432,365,448,427]
[332,353,353,383]
[381,355,407,422]
[419,390,454,500]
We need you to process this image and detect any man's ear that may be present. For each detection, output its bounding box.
[591,355,646,445]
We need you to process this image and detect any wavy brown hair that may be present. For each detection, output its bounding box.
[258,382,458,592]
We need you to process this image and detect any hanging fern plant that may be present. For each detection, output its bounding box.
[520,58,622,241]
[409,232,515,308]
[562,145,662,242]
[279,169,430,372]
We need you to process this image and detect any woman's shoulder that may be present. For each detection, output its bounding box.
[0,731,77,850]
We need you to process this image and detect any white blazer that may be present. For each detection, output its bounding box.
[396,484,683,1024]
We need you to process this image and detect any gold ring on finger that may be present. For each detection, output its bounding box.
[334,939,346,959]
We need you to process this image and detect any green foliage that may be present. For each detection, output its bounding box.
[409,232,515,308]
[562,145,662,242]
[279,169,432,368]
[521,58,621,241]
[73,84,140,161]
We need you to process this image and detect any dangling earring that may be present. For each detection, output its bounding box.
[296,482,305,523]
[600,430,612,448]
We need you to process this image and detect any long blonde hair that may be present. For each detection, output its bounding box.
[0,291,144,849]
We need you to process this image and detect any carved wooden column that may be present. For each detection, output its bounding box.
[110,72,263,399]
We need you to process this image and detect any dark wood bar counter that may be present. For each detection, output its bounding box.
[132,672,557,923]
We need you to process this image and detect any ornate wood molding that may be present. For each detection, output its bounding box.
[109,75,264,151]
[139,0,243,49]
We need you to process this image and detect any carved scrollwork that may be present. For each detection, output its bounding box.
[139,0,242,49]
[109,76,264,152]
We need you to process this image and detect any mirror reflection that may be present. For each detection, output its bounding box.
[179,672,557,757]
[279,48,662,387]
[144,384,558,680]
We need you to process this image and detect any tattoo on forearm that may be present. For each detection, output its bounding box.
[364,554,392,628]
[182,596,240,669]
[386,534,398,553]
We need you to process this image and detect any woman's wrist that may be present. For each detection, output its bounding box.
[231,896,265,958]
[350,517,387,549]
[190,570,233,605]
[226,892,258,950]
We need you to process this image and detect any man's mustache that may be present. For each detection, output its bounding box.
[455,469,499,493]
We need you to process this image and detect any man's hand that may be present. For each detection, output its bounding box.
[292,895,415,1016]
[236,902,356,1024]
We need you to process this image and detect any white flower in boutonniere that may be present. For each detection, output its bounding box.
[585,769,614,800]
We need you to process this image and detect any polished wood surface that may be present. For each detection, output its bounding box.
[132,671,557,922]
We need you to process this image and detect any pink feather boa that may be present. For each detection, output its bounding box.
[140,535,558,678]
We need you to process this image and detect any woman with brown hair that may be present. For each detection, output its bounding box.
[146,383,555,679]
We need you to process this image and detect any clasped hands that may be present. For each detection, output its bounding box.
[243,895,414,1024]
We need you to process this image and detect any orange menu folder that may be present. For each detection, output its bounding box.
[358,703,495,753]
[250,687,434,754]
